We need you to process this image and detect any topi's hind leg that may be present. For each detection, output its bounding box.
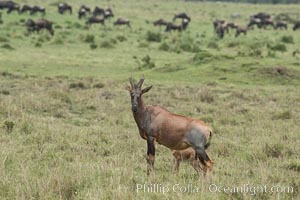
[172,152,181,173]
[173,157,180,173]
[193,146,213,177]
[190,154,202,175]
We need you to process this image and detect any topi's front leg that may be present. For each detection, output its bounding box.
[146,137,155,175]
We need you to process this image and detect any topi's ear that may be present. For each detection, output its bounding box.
[125,85,131,91]
[142,85,152,94]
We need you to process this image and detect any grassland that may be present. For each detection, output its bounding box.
[0,0,299,199]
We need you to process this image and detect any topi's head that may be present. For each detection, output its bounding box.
[127,75,152,113]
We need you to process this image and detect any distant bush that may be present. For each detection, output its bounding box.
[69,82,87,89]
[1,43,14,50]
[60,31,72,38]
[110,38,118,44]
[207,41,219,49]
[146,31,161,42]
[138,42,149,48]
[84,34,95,43]
[100,40,114,48]
[1,90,10,95]
[281,35,294,44]
[72,22,82,29]
[199,88,214,103]
[37,34,51,43]
[287,162,300,172]
[226,41,239,48]
[264,143,283,158]
[159,42,170,51]
[1,72,14,77]
[54,25,63,29]
[0,36,9,42]
[3,120,14,134]
[136,55,156,70]
[176,34,200,53]
[116,35,127,42]
[49,91,72,104]
[268,43,287,52]
[246,42,265,56]
[52,36,64,45]
[90,43,98,50]
[93,82,105,88]
[272,110,292,120]
[35,42,42,47]
[179,42,200,52]
[193,50,214,64]
[20,121,33,135]
[267,51,276,58]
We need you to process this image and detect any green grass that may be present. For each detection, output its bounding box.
[0,0,299,199]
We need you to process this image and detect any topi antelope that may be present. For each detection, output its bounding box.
[172,147,202,175]
[127,76,213,177]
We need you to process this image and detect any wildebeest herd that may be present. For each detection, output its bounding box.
[214,12,300,39]
[0,1,133,35]
[1,1,299,38]
[153,12,191,32]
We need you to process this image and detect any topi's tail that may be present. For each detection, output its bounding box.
[205,130,213,149]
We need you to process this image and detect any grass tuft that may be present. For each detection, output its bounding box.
[146,31,161,42]
[69,82,87,89]
[281,35,294,44]
[1,43,14,50]
[3,120,14,134]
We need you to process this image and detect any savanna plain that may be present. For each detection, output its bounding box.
[0,0,299,199]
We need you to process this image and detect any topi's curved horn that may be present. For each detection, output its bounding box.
[129,75,135,88]
[137,75,145,88]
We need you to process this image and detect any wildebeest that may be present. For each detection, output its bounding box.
[215,22,228,39]
[0,1,19,14]
[80,5,91,13]
[30,6,45,15]
[165,22,182,32]
[293,21,300,31]
[260,18,274,29]
[103,8,114,19]
[26,19,54,36]
[247,18,262,29]
[213,19,226,32]
[292,50,300,56]
[86,16,105,26]
[114,18,131,28]
[274,21,288,30]
[181,18,190,30]
[153,18,169,27]
[235,26,248,37]
[252,12,271,21]
[173,12,191,22]
[172,148,202,175]
[225,22,237,30]
[165,19,189,32]
[249,12,274,29]
[128,76,213,177]
[78,5,91,19]
[78,8,88,19]
[93,7,113,19]
[92,6,105,16]
[20,5,32,14]
[58,3,72,14]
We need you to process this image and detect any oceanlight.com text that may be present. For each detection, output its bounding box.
[209,183,294,196]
